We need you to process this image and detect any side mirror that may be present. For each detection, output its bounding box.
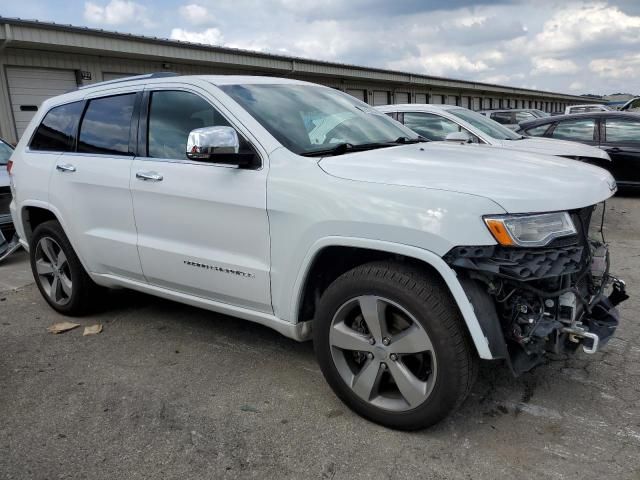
[444,131,472,143]
[186,126,254,167]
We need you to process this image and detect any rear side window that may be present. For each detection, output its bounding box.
[403,112,460,140]
[605,118,640,143]
[78,93,137,155]
[551,118,596,142]
[524,123,552,137]
[29,101,84,152]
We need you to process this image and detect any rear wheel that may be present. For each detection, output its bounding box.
[30,220,101,315]
[314,261,478,430]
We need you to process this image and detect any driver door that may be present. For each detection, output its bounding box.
[130,87,272,313]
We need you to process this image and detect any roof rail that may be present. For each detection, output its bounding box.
[77,72,180,90]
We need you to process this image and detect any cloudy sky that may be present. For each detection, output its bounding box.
[3,0,640,95]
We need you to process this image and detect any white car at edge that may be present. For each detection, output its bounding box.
[375,104,611,163]
[8,74,627,430]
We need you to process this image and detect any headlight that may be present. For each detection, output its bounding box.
[484,212,577,247]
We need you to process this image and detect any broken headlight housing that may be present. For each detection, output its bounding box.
[484,212,577,247]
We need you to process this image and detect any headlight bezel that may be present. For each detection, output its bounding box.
[484,211,577,247]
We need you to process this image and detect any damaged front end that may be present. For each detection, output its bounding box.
[445,205,629,375]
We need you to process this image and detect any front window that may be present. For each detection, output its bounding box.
[447,108,521,140]
[219,84,418,155]
[551,118,596,142]
[403,112,460,141]
[0,140,13,165]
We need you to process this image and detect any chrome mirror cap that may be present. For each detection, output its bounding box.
[186,126,239,160]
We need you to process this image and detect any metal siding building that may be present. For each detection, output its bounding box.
[0,17,595,143]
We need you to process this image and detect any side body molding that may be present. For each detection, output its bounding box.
[290,236,494,359]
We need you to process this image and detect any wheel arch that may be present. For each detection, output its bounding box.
[291,237,494,360]
[19,202,92,276]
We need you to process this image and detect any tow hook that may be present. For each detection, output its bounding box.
[562,325,600,354]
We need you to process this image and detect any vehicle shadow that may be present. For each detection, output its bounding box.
[96,287,539,432]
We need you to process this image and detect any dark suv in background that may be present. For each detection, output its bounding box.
[518,112,640,189]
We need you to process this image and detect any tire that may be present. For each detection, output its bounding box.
[314,260,478,430]
[29,220,101,316]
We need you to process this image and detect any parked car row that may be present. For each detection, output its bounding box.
[517,112,640,188]
[376,104,611,164]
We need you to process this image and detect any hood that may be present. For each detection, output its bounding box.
[318,143,616,214]
[496,137,611,161]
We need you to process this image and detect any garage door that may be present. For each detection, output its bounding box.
[415,93,427,104]
[7,67,78,139]
[395,92,409,104]
[346,89,366,102]
[372,91,389,106]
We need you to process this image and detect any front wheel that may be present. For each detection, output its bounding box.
[314,261,478,430]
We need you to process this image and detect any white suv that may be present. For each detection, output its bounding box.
[8,74,628,430]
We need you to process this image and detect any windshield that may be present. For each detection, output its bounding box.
[448,108,522,140]
[219,84,419,155]
[0,140,13,165]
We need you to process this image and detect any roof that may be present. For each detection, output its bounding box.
[375,104,457,112]
[519,111,640,128]
[0,16,597,102]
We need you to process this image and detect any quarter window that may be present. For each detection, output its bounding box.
[403,112,460,141]
[147,90,230,160]
[605,118,640,143]
[551,118,596,142]
[78,94,137,155]
[29,101,84,152]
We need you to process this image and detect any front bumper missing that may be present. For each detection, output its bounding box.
[448,241,629,374]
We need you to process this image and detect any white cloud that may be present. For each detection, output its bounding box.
[389,52,490,76]
[179,4,214,25]
[84,0,152,27]
[569,81,584,92]
[170,27,224,45]
[589,54,640,79]
[530,3,640,53]
[531,57,579,75]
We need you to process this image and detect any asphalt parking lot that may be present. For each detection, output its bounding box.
[1,197,639,480]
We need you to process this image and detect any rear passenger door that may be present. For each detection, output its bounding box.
[47,89,145,280]
[600,116,640,186]
[129,86,272,313]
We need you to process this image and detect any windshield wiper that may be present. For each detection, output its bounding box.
[301,137,428,157]
[301,142,397,157]
[394,136,428,144]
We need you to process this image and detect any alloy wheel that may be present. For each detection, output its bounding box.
[329,295,437,412]
[34,236,73,306]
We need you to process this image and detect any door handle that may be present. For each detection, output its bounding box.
[56,163,76,173]
[136,171,163,182]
